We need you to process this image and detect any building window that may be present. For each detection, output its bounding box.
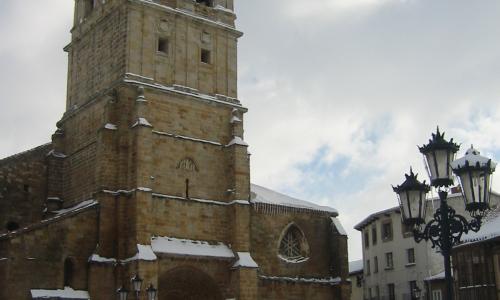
[388,283,395,300]
[407,248,415,264]
[375,286,380,300]
[196,0,213,7]
[6,221,19,232]
[201,49,211,64]
[356,274,363,287]
[432,290,442,300]
[409,281,418,299]
[64,258,74,287]
[278,224,309,263]
[402,222,414,237]
[157,38,169,54]
[366,259,371,275]
[371,226,377,245]
[374,256,378,273]
[85,0,95,16]
[382,221,393,241]
[385,252,394,269]
[364,231,369,248]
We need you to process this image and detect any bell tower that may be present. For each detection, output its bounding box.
[51,0,253,299]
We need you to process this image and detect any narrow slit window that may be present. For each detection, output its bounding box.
[158,38,169,54]
[196,0,213,7]
[201,49,211,64]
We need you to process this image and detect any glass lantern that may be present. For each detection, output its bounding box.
[116,287,128,300]
[419,128,460,187]
[393,169,431,226]
[451,146,497,217]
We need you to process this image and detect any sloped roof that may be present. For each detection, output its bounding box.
[455,205,500,248]
[250,184,338,215]
[349,259,363,274]
[354,206,400,231]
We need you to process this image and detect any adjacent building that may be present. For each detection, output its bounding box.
[452,204,500,300]
[355,207,429,300]
[355,191,500,300]
[0,0,350,299]
[349,260,364,300]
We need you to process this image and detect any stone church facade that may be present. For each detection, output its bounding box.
[0,0,349,299]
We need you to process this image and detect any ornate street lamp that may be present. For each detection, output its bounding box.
[131,274,143,300]
[146,284,158,300]
[393,128,496,300]
[393,169,430,227]
[451,146,497,218]
[419,128,460,187]
[116,286,128,300]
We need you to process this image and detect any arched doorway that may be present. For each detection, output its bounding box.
[159,266,223,300]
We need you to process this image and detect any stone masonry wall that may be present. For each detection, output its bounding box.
[0,207,99,300]
[67,0,128,109]
[0,143,51,232]
[126,1,240,98]
[250,209,336,277]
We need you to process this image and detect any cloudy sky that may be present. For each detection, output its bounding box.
[1,0,500,260]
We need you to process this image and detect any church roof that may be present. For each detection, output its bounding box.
[250,184,338,215]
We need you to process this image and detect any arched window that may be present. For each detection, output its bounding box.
[6,221,19,232]
[64,258,74,287]
[278,224,309,263]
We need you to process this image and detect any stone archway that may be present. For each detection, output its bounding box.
[158,266,223,300]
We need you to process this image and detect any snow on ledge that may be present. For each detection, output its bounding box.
[31,287,90,299]
[278,254,310,264]
[89,254,117,264]
[230,116,242,124]
[131,117,152,128]
[104,123,118,130]
[47,149,67,159]
[226,136,248,147]
[259,275,342,285]
[232,252,259,269]
[90,244,157,264]
[151,236,234,259]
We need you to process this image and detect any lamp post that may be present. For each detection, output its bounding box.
[393,128,496,300]
[146,284,158,300]
[131,274,143,300]
[116,286,128,300]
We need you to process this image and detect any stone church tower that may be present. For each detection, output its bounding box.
[0,1,350,299]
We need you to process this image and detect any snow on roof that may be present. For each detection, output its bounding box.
[259,275,342,285]
[349,260,364,274]
[250,184,338,215]
[232,252,259,269]
[354,206,400,231]
[31,287,90,299]
[53,200,98,215]
[424,271,445,281]
[151,236,235,259]
[451,146,497,171]
[331,217,347,235]
[456,205,500,247]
